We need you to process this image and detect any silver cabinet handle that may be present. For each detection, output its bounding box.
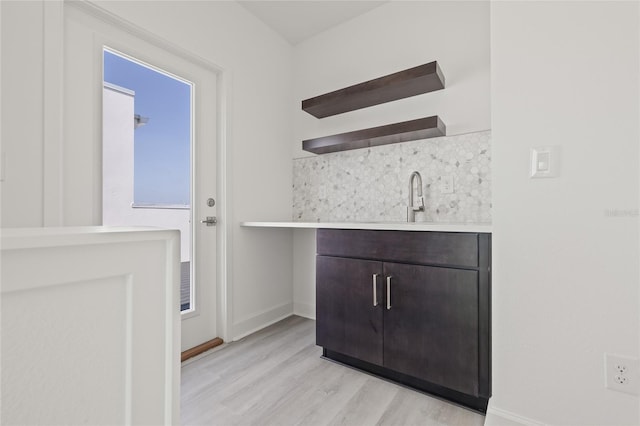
[386,276,392,310]
[372,274,379,306]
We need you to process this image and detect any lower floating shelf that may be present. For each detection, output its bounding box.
[302,116,446,154]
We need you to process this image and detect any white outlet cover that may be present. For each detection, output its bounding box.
[605,353,639,395]
[441,175,454,194]
[530,146,561,178]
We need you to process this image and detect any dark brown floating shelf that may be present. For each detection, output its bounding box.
[302,62,445,119]
[302,116,446,154]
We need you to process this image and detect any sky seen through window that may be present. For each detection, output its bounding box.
[103,49,191,206]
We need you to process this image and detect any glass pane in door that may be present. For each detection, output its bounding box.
[102,48,194,311]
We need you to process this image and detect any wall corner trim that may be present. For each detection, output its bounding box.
[293,302,315,320]
[231,302,294,341]
[485,402,547,426]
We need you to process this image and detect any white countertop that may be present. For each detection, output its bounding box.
[241,221,492,233]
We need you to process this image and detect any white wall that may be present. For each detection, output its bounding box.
[291,1,490,319]
[293,229,316,319]
[0,0,294,341]
[0,1,45,227]
[293,1,490,159]
[6,3,639,421]
[489,2,639,425]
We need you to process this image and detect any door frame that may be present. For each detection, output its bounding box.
[43,0,231,342]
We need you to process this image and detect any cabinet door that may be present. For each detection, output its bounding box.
[316,256,383,366]
[383,263,479,396]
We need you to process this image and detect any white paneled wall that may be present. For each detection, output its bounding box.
[1,227,180,425]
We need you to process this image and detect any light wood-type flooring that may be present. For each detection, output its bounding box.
[181,315,485,426]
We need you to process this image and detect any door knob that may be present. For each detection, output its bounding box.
[200,216,217,226]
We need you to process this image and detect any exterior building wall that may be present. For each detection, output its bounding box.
[103,83,190,262]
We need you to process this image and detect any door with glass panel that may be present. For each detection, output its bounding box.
[64,5,220,352]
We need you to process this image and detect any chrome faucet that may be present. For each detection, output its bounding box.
[407,171,424,222]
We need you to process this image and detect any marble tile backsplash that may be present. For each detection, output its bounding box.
[293,130,491,223]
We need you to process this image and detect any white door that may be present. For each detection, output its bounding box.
[64,3,220,352]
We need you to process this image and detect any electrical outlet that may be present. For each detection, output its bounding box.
[605,353,639,395]
[440,175,454,194]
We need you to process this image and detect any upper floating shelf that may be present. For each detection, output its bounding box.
[302,61,445,119]
[302,116,446,155]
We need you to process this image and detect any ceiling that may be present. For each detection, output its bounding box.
[238,1,387,45]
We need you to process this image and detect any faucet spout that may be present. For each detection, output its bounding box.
[407,171,425,222]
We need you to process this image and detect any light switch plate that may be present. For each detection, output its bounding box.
[531,146,560,178]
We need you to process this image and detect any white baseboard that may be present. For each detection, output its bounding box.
[485,401,547,426]
[231,302,293,341]
[293,302,315,320]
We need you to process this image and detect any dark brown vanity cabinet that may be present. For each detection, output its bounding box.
[316,256,384,366]
[316,229,491,412]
